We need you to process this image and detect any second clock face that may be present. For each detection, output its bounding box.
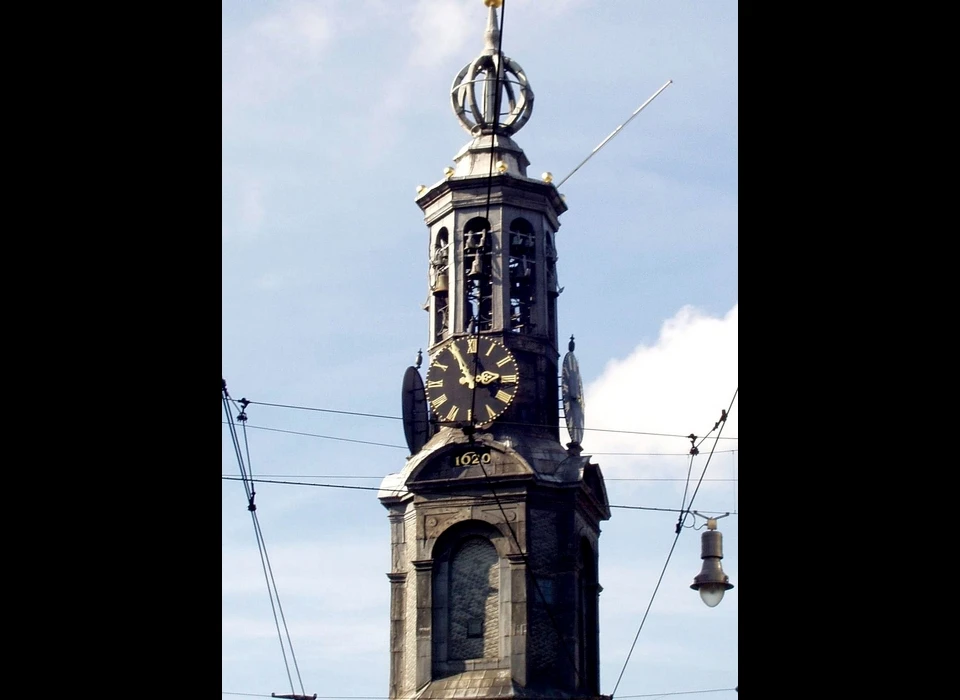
[562,351,585,445]
[425,336,520,426]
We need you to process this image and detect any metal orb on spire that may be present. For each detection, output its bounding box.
[451,3,534,137]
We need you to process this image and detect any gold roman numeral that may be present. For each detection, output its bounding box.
[496,357,511,367]
[430,394,448,411]
[501,374,517,384]
[485,341,495,356]
[467,337,477,353]
[445,405,460,421]
[427,379,444,388]
[495,390,512,403]
[433,362,449,371]
[485,404,497,420]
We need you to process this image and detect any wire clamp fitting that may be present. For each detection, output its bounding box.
[713,409,728,431]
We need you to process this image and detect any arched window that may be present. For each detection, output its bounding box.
[448,537,499,660]
[431,521,506,678]
[508,218,535,333]
[463,217,492,332]
[431,228,450,342]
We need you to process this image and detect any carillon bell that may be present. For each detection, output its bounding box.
[433,272,449,292]
[467,256,483,277]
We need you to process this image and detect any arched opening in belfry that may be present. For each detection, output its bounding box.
[508,217,535,333]
[431,227,450,343]
[463,217,492,332]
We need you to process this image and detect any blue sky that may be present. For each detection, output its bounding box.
[223,1,738,697]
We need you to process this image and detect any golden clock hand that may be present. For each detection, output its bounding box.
[476,370,500,385]
[449,343,475,389]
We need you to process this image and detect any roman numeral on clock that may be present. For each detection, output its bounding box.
[430,394,448,411]
[495,390,512,403]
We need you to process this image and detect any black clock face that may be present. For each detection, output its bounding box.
[425,336,519,426]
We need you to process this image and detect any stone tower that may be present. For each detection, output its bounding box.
[380,5,611,698]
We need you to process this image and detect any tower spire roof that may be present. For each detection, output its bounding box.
[450,3,534,139]
[482,4,500,56]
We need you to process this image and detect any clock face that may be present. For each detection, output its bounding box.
[562,351,585,445]
[425,336,520,427]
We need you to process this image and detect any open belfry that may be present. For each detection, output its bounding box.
[379,3,611,698]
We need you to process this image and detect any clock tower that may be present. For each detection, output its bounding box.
[379,4,610,698]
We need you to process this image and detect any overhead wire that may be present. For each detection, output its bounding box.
[608,395,737,697]
[220,475,738,516]
[241,400,738,441]
[223,380,308,698]
[221,687,737,699]
[220,688,737,700]
[220,473,737,483]
[222,419,739,456]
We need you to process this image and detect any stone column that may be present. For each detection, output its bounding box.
[412,559,434,688]
[506,552,528,686]
[387,573,406,698]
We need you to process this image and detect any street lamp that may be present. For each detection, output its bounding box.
[690,516,734,607]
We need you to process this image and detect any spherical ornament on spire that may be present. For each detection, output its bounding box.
[451,4,534,137]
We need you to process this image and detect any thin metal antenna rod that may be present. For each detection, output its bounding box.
[556,79,673,189]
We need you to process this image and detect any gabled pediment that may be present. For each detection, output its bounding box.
[408,435,535,486]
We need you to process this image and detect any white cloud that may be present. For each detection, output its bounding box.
[408,0,474,70]
[221,539,385,605]
[241,179,266,231]
[255,271,290,291]
[221,176,268,241]
[222,1,335,109]
[253,1,333,59]
[583,304,738,481]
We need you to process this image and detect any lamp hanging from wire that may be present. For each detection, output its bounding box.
[690,515,734,607]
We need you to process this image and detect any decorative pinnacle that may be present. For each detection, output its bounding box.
[569,335,576,352]
[483,4,500,55]
[450,1,534,137]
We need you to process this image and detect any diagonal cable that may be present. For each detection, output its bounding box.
[610,392,737,697]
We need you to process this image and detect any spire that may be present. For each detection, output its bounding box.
[482,4,500,56]
[450,1,534,138]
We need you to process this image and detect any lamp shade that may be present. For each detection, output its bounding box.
[690,529,734,607]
